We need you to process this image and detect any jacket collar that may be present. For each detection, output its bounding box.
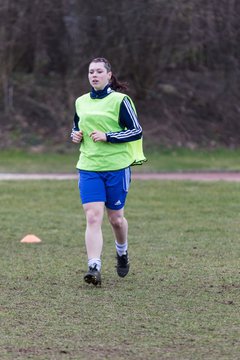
[90,84,113,99]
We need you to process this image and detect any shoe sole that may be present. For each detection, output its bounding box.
[84,273,101,286]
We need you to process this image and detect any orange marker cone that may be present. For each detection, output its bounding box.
[20,234,42,243]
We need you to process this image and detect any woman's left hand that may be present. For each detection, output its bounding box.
[90,130,107,142]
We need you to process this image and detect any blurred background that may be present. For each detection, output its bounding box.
[0,0,240,151]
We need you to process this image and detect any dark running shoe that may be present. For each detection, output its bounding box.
[116,251,130,277]
[84,265,101,286]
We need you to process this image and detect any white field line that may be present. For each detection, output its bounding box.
[1,172,240,181]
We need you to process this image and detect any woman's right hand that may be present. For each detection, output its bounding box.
[72,130,83,143]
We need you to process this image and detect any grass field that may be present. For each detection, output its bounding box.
[1,179,240,359]
[1,147,240,173]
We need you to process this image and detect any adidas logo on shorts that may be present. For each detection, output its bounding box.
[114,200,122,206]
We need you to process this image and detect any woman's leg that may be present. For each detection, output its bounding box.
[82,202,105,285]
[107,207,130,277]
[107,207,128,245]
[83,201,105,260]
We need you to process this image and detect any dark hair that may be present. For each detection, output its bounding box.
[90,57,128,92]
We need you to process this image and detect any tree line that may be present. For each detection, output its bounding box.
[0,0,240,148]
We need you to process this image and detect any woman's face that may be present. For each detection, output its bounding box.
[88,62,112,90]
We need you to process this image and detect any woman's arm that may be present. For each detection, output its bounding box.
[106,97,142,143]
[71,112,83,143]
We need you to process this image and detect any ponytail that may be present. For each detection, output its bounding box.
[110,74,128,92]
[90,57,129,92]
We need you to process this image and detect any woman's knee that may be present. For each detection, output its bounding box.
[108,213,124,229]
[86,211,101,226]
[84,204,104,226]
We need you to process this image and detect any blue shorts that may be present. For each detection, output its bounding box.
[78,168,131,210]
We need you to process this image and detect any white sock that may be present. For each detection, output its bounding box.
[88,258,101,271]
[115,240,128,256]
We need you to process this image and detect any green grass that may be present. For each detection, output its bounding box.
[1,147,240,173]
[1,179,240,359]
